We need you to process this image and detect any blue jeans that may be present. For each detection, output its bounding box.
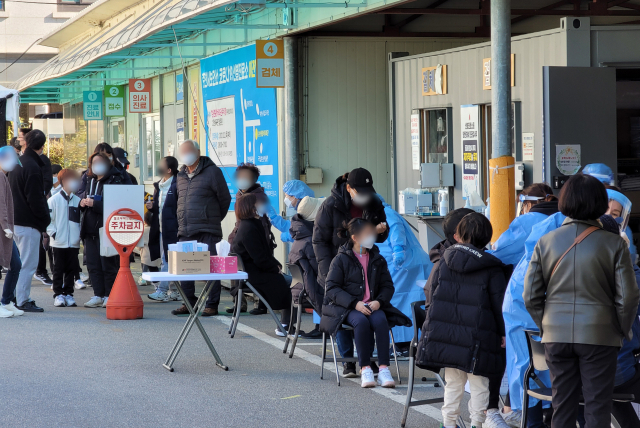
[2,241,21,305]
[527,402,547,428]
[337,329,354,359]
[156,233,171,293]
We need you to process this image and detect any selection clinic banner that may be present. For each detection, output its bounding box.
[200,44,279,210]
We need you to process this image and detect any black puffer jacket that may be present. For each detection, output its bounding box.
[312,174,388,289]
[176,156,231,239]
[319,242,411,336]
[416,243,510,377]
[288,214,323,312]
[424,238,454,306]
[9,148,50,233]
[148,177,179,261]
[79,166,124,239]
[227,183,275,248]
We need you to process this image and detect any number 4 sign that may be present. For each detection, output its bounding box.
[256,40,284,88]
[129,79,151,113]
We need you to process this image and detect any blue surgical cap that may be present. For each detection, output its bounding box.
[283,180,314,200]
[583,163,614,184]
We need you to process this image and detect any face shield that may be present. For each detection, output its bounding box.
[606,189,632,232]
[517,194,544,217]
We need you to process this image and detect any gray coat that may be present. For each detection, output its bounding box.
[176,156,231,239]
[524,218,639,347]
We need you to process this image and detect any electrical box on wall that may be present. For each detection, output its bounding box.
[420,163,455,188]
[515,163,525,191]
[301,167,323,184]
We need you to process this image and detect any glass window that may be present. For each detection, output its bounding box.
[421,109,448,164]
[110,119,125,148]
[163,73,175,105]
[144,115,162,181]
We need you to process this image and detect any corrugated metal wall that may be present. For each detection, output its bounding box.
[392,29,567,208]
[302,37,484,201]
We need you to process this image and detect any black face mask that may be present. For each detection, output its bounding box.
[156,167,167,176]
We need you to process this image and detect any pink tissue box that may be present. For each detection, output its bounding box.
[210,256,238,274]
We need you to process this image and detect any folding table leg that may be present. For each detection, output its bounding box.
[230,288,243,338]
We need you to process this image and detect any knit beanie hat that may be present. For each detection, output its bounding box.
[297,196,322,221]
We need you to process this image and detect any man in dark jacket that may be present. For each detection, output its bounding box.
[312,168,389,376]
[9,129,51,312]
[172,140,231,317]
[113,147,137,185]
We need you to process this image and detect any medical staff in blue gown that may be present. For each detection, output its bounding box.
[490,183,559,267]
[503,212,566,425]
[376,195,432,343]
[606,188,637,260]
[267,180,315,243]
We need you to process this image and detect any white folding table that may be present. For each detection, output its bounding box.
[141,271,248,372]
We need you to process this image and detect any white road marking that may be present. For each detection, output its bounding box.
[214,316,443,423]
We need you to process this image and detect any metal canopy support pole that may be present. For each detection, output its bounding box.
[489,0,516,241]
[284,37,300,181]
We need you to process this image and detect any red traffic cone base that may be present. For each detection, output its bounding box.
[106,260,144,320]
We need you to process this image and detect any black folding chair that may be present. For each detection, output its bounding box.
[521,330,632,428]
[282,263,318,357]
[227,253,287,338]
[401,301,466,428]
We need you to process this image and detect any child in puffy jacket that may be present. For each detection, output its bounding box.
[47,169,82,308]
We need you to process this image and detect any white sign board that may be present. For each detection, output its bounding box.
[461,105,482,199]
[206,96,237,167]
[556,144,581,175]
[410,113,420,170]
[523,133,534,162]
[102,185,145,252]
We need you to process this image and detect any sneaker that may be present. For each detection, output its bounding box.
[167,291,182,301]
[361,367,376,388]
[80,272,89,282]
[300,325,322,339]
[201,307,218,317]
[16,301,44,312]
[54,295,66,307]
[485,409,510,428]
[148,291,170,302]
[64,295,77,307]
[342,362,357,378]
[171,304,190,316]
[500,409,522,428]
[50,284,53,290]
[377,367,396,388]
[84,296,104,308]
[74,279,86,290]
[275,324,288,337]
[34,272,53,286]
[1,302,24,316]
[0,305,13,318]
[102,297,109,308]
[137,277,148,286]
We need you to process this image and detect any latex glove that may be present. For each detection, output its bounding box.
[392,245,405,268]
[4,229,12,239]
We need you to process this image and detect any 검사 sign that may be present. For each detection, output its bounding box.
[129,79,151,113]
[83,91,103,120]
[256,40,284,88]
[105,85,124,116]
[461,105,482,198]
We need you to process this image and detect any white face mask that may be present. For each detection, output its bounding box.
[0,156,18,172]
[284,197,293,208]
[92,163,108,176]
[236,178,252,191]
[359,234,376,249]
[52,176,58,184]
[351,190,371,207]
[66,180,79,193]
[181,152,198,167]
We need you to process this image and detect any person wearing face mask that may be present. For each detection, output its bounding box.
[0,146,24,317]
[172,140,231,317]
[604,185,637,260]
[313,168,389,378]
[147,156,181,302]
[8,130,51,313]
[46,169,82,307]
[34,164,63,289]
[112,147,137,185]
[230,193,291,313]
[265,180,315,243]
[320,218,410,388]
[80,152,124,308]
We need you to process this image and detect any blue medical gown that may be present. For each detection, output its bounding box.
[377,198,433,343]
[489,213,549,267]
[503,212,567,410]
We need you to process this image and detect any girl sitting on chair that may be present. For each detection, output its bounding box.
[320,218,411,389]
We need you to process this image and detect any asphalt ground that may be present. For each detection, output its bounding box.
[0,262,473,428]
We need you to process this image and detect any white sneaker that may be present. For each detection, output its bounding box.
[485,409,510,428]
[102,297,109,307]
[361,367,376,388]
[54,295,66,307]
[377,367,396,388]
[1,302,24,316]
[167,291,182,301]
[50,284,53,290]
[500,409,522,428]
[0,306,14,318]
[74,279,86,290]
[84,296,104,308]
[64,295,77,307]
[148,291,170,302]
[80,272,89,282]
[275,324,288,337]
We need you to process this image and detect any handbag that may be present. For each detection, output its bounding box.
[99,227,119,258]
[551,226,599,276]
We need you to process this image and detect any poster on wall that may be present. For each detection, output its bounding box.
[556,144,581,175]
[410,113,420,170]
[200,44,279,210]
[461,105,482,199]
[523,133,534,162]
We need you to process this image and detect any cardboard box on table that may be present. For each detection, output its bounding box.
[168,251,211,275]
